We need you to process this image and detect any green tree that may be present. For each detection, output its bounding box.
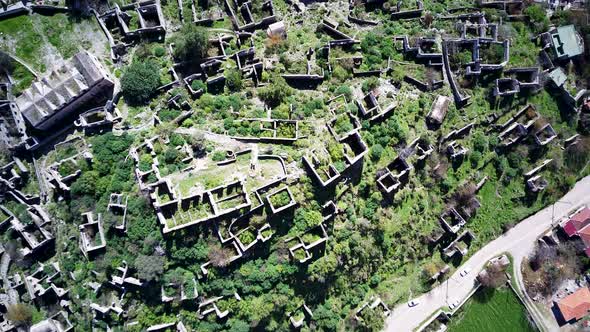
[121,60,161,104]
[225,68,243,92]
[370,144,384,161]
[174,24,209,61]
[308,253,338,282]
[524,4,547,23]
[71,171,99,196]
[258,74,293,106]
[314,302,339,331]
[134,254,165,281]
[472,131,487,152]
[294,209,322,231]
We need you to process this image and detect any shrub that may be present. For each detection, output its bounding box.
[269,190,292,208]
[5,303,35,327]
[332,65,349,81]
[191,79,206,93]
[121,60,161,105]
[153,46,166,57]
[524,4,547,24]
[472,131,488,152]
[362,77,379,93]
[211,150,226,161]
[334,85,352,100]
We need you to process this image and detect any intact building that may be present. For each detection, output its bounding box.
[16,51,114,130]
[551,25,584,60]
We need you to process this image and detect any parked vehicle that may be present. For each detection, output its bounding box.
[460,267,471,277]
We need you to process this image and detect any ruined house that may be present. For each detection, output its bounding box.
[443,230,475,258]
[16,51,114,130]
[79,212,106,258]
[29,311,73,332]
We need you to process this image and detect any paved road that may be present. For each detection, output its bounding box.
[384,175,590,332]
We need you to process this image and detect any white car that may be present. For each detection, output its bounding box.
[448,300,459,310]
[408,299,420,307]
[459,267,471,277]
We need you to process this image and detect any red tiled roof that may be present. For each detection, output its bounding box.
[557,287,590,322]
[562,208,590,237]
[572,208,590,222]
[564,221,578,237]
[578,226,590,248]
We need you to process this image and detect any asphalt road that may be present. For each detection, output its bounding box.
[384,175,590,332]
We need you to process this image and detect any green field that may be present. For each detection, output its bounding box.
[449,287,537,332]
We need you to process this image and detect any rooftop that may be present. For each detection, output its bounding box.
[556,287,590,322]
[551,25,584,59]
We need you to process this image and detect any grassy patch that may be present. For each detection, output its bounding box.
[36,14,101,59]
[448,287,537,332]
[0,15,45,71]
[10,60,35,95]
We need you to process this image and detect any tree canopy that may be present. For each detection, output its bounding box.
[173,24,209,61]
[121,60,161,105]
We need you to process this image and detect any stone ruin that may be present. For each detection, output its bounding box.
[439,183,482,234]
[446,140,469,160]
[282,48,325,87]
[29,311,73,332]
[1,204,54,258]
[533,123,557,146]
[23,261,68,303]
[109,260,144,290]
[285,223,329,264]
[0,100,37,151]
[495,104,542,148]
[97,0,166,60]
[145,321,189,332]
[152,179,252,234]
[0,156,40,205]
[74,100,122,134]
[442,230,476,258]
[493,67,541,97]
[303,100,368,187]
[355,296,391,322]
[107,193,128,232]
[288,303,313,328]
[356,90,396,123]
[231,117,301,143]
[44,136,93,195]
[79,212,106,259]
[224,0,277,31]
[524,159,553,193]
[161,277,198,303]
[376,157,412,195]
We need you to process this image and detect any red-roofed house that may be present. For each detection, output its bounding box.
[562,208,590,256]
[556,287,590,323]
[563,208,590,237]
